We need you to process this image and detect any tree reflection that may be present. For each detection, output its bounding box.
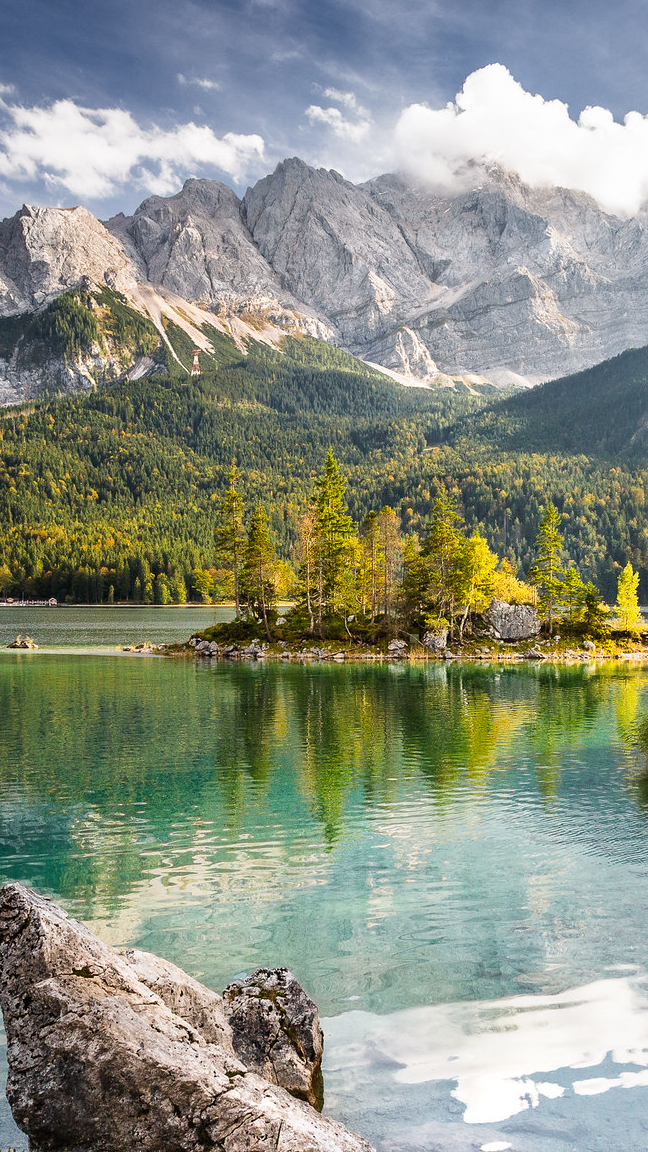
[1,656,644,914]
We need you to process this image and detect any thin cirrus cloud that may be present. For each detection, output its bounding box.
[0,92,264,201]
[393,64,648,216]
[177,73,221,92]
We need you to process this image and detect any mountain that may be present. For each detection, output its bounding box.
[450,343,648,459]
[242,159,648,388]
[3,158,648,402]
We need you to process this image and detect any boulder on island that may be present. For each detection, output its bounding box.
[0,883,373,1152]
[421,628,448,652]
[484,599,540,641]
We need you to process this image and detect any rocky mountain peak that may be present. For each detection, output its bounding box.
[0,202,137,317]
[107,171,299,307]
[5,155,648,398]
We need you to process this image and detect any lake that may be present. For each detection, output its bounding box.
[2,615,648,1150]
[0,604,230,650]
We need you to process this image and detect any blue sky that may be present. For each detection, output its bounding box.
[1,0,648,218]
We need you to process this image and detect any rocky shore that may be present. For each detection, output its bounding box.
[0,883,373,1152]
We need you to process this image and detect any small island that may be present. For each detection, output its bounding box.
[170,451,647,666]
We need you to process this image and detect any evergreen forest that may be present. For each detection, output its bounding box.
[2,307,648,607]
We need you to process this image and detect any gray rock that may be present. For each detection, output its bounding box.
[485,599,540,641]
[0,204,137,319]
[10,158,648,399]
[123,948,235,1052]
[421,628,448,652]
[223,967,324,1109]
[583,639,596,651]
[0,883,373,1152]
[387,639,408,652]
[524,646,545,659]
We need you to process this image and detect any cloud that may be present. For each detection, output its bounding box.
[0,95,264,200]
[394,64,648,216]
[177,73,221,92]
[305,88,372,144]
[322,88,370,118]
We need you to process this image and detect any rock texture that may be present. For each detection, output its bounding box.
[421,628,448,652]
[485,598,540,641]
[223,968,324,1109]
[109,178,288,306]
[0,883,373,1152]
[0,204,137,317]
[5,158,648,398]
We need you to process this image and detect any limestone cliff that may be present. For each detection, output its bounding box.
[3,159,648,401]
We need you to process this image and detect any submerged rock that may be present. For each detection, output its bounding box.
[0,883,373,1152]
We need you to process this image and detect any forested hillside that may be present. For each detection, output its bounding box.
[454,344,648,458]
[2,331,648,603]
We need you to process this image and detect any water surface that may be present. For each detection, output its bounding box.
[2,646,648,1150]
[0,604,229,650]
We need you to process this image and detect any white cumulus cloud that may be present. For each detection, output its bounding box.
[305,88,372,144]
[394,64,648,216]
[0,94,264,200]
[322,88,370,119]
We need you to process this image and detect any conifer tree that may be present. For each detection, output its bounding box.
[362,510,380,621]
[582,581,610,638]
[419,488,466,632]
[528,503,565,634]
[312,449,354,633]
[613,562,643,632]
[562,565,587,626]
[215,463,245,619]
[241,504,277,641]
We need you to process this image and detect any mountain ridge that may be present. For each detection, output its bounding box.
[3,158,648,402]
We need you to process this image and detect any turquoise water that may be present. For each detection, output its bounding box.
[2,639,648,1149]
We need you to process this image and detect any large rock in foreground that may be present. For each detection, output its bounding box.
[224,968,324,1109]
[0,883,372,1152]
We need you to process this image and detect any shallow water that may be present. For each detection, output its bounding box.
[2,646,648,1149]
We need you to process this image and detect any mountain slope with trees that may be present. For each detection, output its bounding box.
[3,334,648,604]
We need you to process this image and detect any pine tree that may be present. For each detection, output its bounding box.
[215,463,245,619]
[362,510,380,622]
[312,449,354,634]
[613,562,643,632]
[528,503,565,634]
[241,504,277,641]
[562,565,587,626]
[419,489,466,633]
[582,581,610,638]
